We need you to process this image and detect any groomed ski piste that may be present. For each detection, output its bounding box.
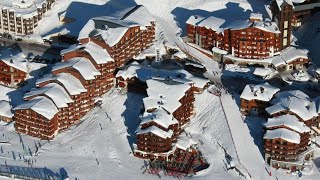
[1,0,320,179]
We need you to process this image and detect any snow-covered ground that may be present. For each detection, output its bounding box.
[0,89,243,180]
[2,0,320,179]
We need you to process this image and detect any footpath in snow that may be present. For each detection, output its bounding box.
[220,94,271,180]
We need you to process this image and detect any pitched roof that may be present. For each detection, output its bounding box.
[240,82,280,101]
[14,96,59,120]
[61,42,114,64]
[264,128,301,144]
[143,78,191,114]
[36,73,87,96]
[24,83,73,108]
[136,125,174,139]
[52,57,101,80]
[265,114,310,133]
[140,108,178,129]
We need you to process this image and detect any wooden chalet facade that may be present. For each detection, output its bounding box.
[14,97,59,140]
[0,59,27,86]
[264,115,313,171]
[240,83,280,115]
[186,13,282,61]
[134,79,197,160]
[12,5,156,140]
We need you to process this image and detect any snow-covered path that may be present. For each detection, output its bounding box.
[220,94,270,179]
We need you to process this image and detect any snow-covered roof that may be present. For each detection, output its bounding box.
[240,82,280,101]
[0,0,47,18]
[264,128,301,144]
[79,16,141,46]
[116,61,209,89]
[225,20,252,30]
[266,95,314,121]
[0,49,29,73]
[186,15,205,26]
[273,90,309,102]
[140,108,178,129]
[14,96,59,120]
[0,100,13,118]
[24,83,73,109]
[188,13,279,34]
[61,42,114,64]
[136,125,174,139]
[272,47,309,67]
[36,73,87,96]
[197,16,226,33]
[52,57,101,80]
[265,115,310,133]
[175,137,197,151]
[253,68,274,77]
[143,79,191,114]
[253,20,280,34]
[120,5,155,27]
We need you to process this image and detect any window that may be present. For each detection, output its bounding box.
[284,21,288,29]
[283,38,287,46]
[283,30,288,38]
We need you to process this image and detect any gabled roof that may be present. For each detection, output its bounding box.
[265,114,310,133]
[197,16,225,33]
[266,96,314,121]
[14,96,59,120]
[24,83,73,109]
[36,73,87,96]
[136,125,174,139]
[240,82,280,101]
[120,5,155,26]
[52,57,101,80]
[0,49,29,73]
[78,16,140,46]
[61,42,114,64]
[143,79,191,114]
[140,108,178,129]
[264,128,300,144]
[272,47,308,67]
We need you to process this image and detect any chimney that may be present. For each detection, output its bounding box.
[260,87,265,93]
[249,13,263,22]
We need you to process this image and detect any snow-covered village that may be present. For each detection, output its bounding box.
[0,0,320,179]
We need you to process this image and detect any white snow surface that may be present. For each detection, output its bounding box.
[136,125,174,139]
[264,128,301,144]
[36,73,87,96]
[0,100,13,118]
[24,83,73,109]
[265,114,310,133]
[240,82,280,101]
[143,79,190,114]
[14,96,59,120]
[52,57,101,80]
[140,108,178,130]
[61,42,114,64]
